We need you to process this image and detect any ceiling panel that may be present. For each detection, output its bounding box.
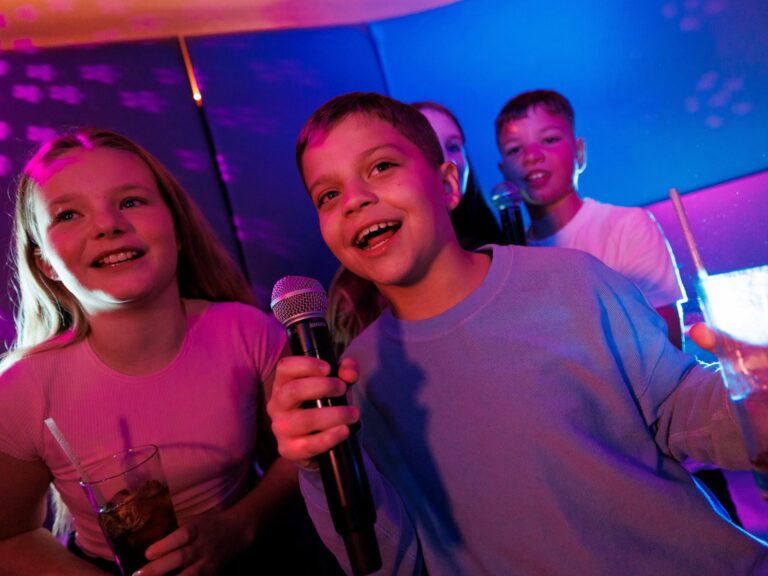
[0,0,458,50]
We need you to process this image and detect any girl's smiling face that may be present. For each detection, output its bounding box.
[31,147,180,313]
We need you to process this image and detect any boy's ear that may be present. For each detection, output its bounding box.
[440,161,462,210]
[497,147,514,181]
[33,248,60,281]
[576,137,587,174]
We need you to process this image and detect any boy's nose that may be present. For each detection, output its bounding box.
[522,145,544,165]
[344,184,377,216]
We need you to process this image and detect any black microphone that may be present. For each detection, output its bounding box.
[491,181,526,246]
[271,276,381,576]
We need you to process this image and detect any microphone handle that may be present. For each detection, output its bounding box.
[511,204,527,246]
[498,206,516,246]
[286,320,382,575]
[499,205,527,246]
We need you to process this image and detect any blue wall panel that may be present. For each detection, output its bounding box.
[187,26,388,305]
[371,0,768,209]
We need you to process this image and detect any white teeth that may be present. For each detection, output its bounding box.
[98,251,138,266]
[355,221,398,246]
[527,172,546,181]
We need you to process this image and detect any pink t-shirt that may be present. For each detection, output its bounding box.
[0,300,286,560]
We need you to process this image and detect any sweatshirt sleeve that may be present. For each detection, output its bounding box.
[585,256,749,469]
[654,362,750,469]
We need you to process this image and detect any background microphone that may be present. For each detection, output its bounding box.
[271,276,381,576]
[491,181,526,246]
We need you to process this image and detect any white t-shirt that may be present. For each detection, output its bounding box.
[528,198,685,307]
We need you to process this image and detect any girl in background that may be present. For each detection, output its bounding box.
[0,129,339,575]
[412,101,504,250]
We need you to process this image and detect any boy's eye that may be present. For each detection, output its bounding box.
[504,146,520,156]
[317,189,339,208]
[543,135,561,144]
[446,143,463,154]
[371,161,396,175]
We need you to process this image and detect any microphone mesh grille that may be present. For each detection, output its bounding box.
[270,276,328,326]
[491,181,520,210]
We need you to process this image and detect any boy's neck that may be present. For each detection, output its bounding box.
[85,289,189,376]
[527,192,583,240]
[379,249,491,321]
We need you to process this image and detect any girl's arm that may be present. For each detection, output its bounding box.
[0,451,108,575]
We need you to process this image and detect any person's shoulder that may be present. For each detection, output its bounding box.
[0,333,80,380]
[186,300,286,362]
[0,336,81,406]
[582,197,641,220]
[528,244,633,287]
[0,354,38,406]
[491,245,615,291]
[486,246,649,323]
[195,300,284,340]
[0,353,31,383]
[192,299,274,325]
[343,304,390,357]
[583,198,659,249]
[510,243,603,267]
[586,197,649,224]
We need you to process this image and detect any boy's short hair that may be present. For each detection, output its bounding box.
[296,92,444,187]
[495,89,575,141]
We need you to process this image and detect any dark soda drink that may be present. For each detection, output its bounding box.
[98,479,179,575]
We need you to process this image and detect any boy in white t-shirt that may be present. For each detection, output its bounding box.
[495,89,685,348]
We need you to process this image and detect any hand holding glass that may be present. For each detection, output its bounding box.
[698,265,768,497]
[80,444,179,575]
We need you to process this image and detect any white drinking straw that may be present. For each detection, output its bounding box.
[44,417,91,482]
[669,187,708,280]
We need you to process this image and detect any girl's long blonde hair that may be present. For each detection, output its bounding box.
[4,128,255,368]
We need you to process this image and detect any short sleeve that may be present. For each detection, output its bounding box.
[0,357,47,461]
[614,209,685,307]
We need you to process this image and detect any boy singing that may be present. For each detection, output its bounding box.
[268,92,766,575]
